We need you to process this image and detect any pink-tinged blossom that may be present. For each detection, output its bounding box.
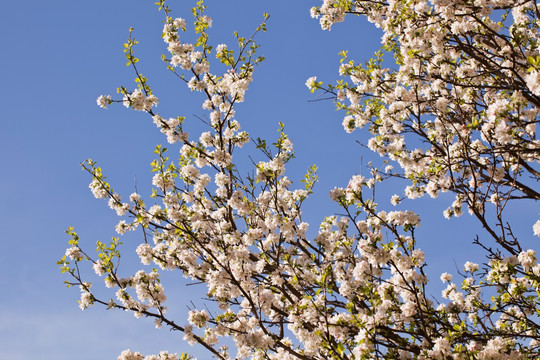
[525,70,540,96]
[136,244,153,265]
[518,249,537,271]
[122,89,158,111]
[89,179,107,199]
[129,192,141,203]
[117,350,144,360]
[188,309,209,328]
[173,17,186,30]
[329,186,345,201]
[464,261,479,273]
[96,95,112,108]
[79,283,93,310]
[180,164,199,180]
[212,149,232,167]
[305,76,317,90]
[215,43,227,56]
[440,272,452,282]
[93,261,106,276]
[65,247,81,260]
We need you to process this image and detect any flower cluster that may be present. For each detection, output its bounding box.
[59,1,540,359]
[307,0,540,357]
[311,0,540,244]
[117,350,182,360]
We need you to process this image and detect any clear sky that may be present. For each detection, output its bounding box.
[0,1,537,359]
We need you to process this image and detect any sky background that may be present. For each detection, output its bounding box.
[0,1,537,359]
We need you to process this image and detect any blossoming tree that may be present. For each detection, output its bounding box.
[59,0,540,359]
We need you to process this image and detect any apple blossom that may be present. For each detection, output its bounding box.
[58,1,540,359]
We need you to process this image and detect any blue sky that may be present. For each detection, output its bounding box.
[0,1,537,359]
